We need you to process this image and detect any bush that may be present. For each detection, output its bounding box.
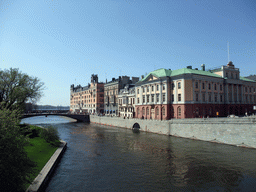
[40,126,60,146]
[0,107,36,192]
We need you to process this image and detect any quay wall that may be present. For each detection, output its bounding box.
[90,116,256,149]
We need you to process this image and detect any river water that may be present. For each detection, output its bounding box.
[21,116,256,192]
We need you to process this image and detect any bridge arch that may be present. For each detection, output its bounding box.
[132,123,140,129]
[22,113,90,122]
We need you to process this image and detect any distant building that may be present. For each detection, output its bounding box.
[117,84,136,118]
[104,76,139,116]
[70,74,104,114]
[135,61,256,119]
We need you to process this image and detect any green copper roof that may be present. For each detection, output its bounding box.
[139,67,256,83]
[139,68,172,82]
[169,68,222,78]
[240,76,256,82]
[139,68,222,82]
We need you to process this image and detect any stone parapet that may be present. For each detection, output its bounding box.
[90,115,256,149]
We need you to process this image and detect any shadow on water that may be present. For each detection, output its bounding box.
[132,128,140,134]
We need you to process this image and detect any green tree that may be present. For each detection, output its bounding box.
[0,107,36,192]
[0,68,44,111]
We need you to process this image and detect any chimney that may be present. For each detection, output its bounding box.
[201,64,205,71]
[141,75,144,79]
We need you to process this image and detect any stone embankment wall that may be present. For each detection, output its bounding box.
[90,116,256,149]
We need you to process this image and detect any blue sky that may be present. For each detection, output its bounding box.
[1,0,255,106]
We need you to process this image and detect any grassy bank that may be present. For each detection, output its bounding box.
[21,124,61,189]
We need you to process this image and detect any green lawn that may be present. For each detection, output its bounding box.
[23,125,60,189]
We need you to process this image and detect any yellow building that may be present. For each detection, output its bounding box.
[135,62,256,119]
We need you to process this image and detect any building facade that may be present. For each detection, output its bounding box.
[117,85,136,118]
[70,74,104,114]
[135,62,256,119]
[104,76,139,116]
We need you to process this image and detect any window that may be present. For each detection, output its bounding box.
[250,87,252,93]
[156,108,159,115]
[162,107,165,116]
[157,85,159,91]
[151,94,154,102]
[137,89,139,94]
[147,86,149,92]
[202,83,205,89]
[202,93,205,102]
[143,95,145,103]
[195,82,198,89]
[209,94,211,102]
[245,87,247,92]
[231,73,233,79]
[236,74,238,79]
[215,94,217,102]
[163,94,165,102]
[178,82,181,89]
[178,94,181,101]
[152,86,154,91]
[142,108,145,116]
[143,87,145,93]
[178,107,181,117]
[196,93,198,101]
[220,85,222,91]
[220,95,223,102]
[147,95,149,103]
[147,108,149,115]
[156,94,159,102]
[137,98,140,103]
[214,84,217,90]
[226,72,228,78]
[163,85,165,90]
[172,83,175,90]
[172,94,174,102]
[209,83,211,90]
[137,108,140,115]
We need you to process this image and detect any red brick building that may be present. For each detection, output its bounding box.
[70,74,104,114]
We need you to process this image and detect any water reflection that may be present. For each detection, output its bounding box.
[21,116,256,191]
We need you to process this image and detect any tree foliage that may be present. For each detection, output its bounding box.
[0,107,36,192]
[0,68,44,110]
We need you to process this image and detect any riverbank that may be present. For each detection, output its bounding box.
[18,124,66,192]
[90,115,256,149]
[26,140,67,192]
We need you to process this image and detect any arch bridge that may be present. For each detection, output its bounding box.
[22,113,90,122]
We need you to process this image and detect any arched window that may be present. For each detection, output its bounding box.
[178,107,181,117]
[156,108,159,115]
[146,108,149,115]
[137,108,140,115]
[142,107,145,116]
[162,107,165,116]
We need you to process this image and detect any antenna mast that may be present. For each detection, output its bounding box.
[227,41,229,62]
